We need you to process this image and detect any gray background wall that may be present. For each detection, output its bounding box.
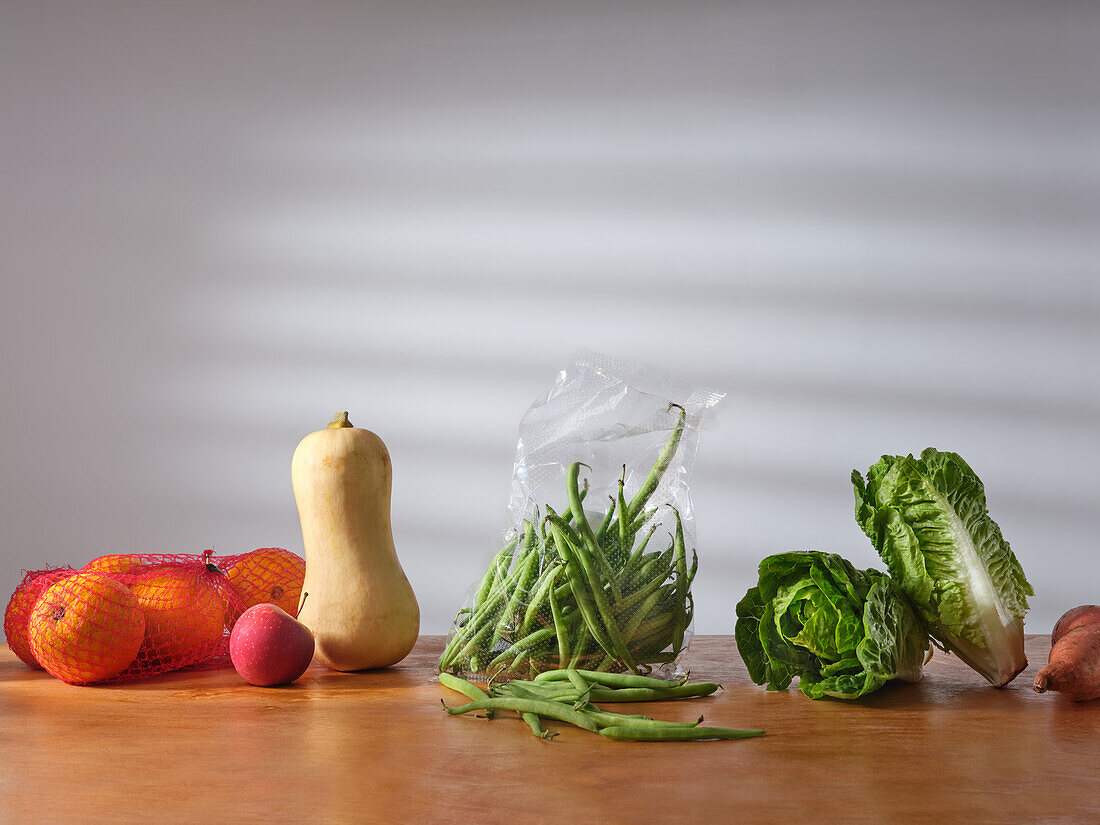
[2,1,1097,640]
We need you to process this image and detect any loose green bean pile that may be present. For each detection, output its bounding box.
[439,669,765,742]
[438,405,698,679]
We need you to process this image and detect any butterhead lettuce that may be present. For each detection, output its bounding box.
[852,448,1033,687]
[735,551,928,699]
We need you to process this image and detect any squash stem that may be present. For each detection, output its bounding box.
[328,411,353,429]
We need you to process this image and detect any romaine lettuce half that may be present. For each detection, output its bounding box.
[735,551,928,699]
[852,448,1033,687]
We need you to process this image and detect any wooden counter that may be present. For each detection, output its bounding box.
[1,635,1097,824]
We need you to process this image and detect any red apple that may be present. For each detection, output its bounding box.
[230,603,315,686]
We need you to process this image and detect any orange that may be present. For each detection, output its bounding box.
[4,572,74,668]
[27,573,145,684]
[82,554,149,576]
[130,569,227,667]
[226,548,306,615]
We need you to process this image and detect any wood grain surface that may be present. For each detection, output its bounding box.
[1,635,1097,824]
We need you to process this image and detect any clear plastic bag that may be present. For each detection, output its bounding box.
[439,351,724,680]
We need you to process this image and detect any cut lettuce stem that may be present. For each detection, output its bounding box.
[944,615,1027,688]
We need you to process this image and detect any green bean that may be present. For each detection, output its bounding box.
[597,648,680,673]
[494,680,556,697]
[565,668,591,693]
[629,611,677,645]
[638,650,681,665]
[628,506,658,536]
[593,651,643,674]
[443,697,601,733]
[585,711,704,730]
[625,403,686,521]
[502,684,586,705]
[545,518,617,659]
[565,620,590,666]
[568,641,600,672]
[557,477,588,527]
[489,546,540,647]
[438,632,464,672]
[446,623,494,671]
[549,504,636,672]
[587,683,720,702]
[504,681,686,726]
[438,672,495,719]
[486,627,555,672]
[598,725,765,742]
[621,587,672,647]
[640,543,677,583]
[593,496,617,543]
[521,712,555,740]
[548,574,569,666]
[488,682,557,738]
[531,668,573,683]
[521,564,562,631]
[616,477,630,565]
[671,510,689,654]
[536,668,683,689]
[448,546,535,667]
[475,535,518,606]
[565,464,620,597]
[624,525,659,575]
[582,710,655,725]
[614,568,675,620]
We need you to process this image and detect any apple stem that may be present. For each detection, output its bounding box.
[296,591,309,619]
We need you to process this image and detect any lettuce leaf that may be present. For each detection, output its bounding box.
[852,448,1033,687]
[735,551,927,699]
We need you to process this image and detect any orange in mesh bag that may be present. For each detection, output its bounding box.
[29,573,146,684]
[226,547,306,615]
[4,549,305,685]
[4,567,75,669]
[83,554,151,575]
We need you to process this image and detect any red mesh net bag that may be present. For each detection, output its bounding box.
[4,549,305,685]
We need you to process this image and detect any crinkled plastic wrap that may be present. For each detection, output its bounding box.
[439,352,724,680]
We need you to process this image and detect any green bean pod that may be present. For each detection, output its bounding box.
[443,697,601,733]
[584,711,705,730]
[486,627,556,673]
[598,725,764,742]
[586,683,720,702]
[534,668,683,689]
[625,403,686,521]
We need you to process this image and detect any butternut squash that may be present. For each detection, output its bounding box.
[291,411,419,671]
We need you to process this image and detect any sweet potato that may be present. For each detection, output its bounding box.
[1033,605,1100,701]
[1050,604,1100,644]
